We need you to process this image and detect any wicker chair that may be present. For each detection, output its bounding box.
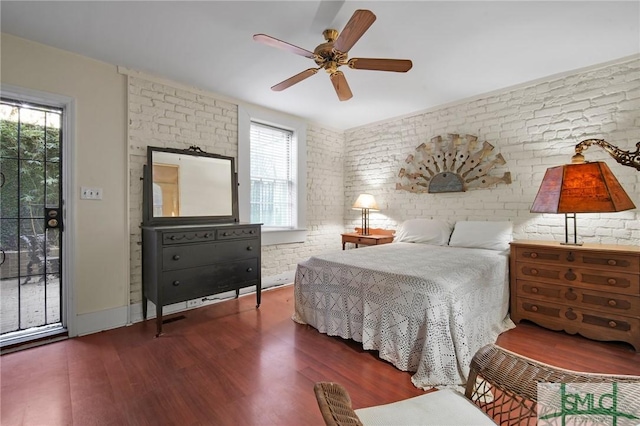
[314,343,640,425]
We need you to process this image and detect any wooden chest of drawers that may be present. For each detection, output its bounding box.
[510,240,640,351]
[142,223,261,336]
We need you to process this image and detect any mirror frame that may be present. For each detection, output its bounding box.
[143,145,239,226]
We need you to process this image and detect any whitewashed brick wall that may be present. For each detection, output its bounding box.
[127,75,345,304]
[344,58,640,246]
[261,124,345,277]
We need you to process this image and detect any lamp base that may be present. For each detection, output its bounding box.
[360,208,370,236]
[560,241,584,246]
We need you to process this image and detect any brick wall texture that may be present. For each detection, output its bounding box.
[345,58,639,246]
[127,77,345,303]
[128,57,639,304]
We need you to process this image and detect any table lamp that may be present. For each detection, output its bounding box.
[530,139,637,245]
[353,194,379,236]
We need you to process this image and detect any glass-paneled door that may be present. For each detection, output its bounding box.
[0,98,66,346]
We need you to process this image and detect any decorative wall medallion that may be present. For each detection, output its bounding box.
[396,134,511,193]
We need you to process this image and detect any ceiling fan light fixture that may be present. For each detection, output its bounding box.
[254,9,412,101]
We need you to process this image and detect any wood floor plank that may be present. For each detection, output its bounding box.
[2,284,639,425]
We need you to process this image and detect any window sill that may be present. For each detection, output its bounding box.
[262,229,307,246]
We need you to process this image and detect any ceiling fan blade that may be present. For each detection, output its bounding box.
[333,9,376,53]
[253,34,315,59]
[348,58,413,72]
[271,68,319,91]
[330,71,353,101]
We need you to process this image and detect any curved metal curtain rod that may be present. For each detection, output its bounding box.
[574,139,640,171]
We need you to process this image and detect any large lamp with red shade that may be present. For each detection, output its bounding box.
[530,139,638,245]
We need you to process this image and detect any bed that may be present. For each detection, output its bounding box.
[293,220,515,389]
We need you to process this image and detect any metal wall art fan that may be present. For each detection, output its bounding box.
[253,9,413,101]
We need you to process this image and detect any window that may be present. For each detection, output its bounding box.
[238,105,306,245]
[250,122,295,228]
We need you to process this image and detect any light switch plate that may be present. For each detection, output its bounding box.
[80,186,103,200]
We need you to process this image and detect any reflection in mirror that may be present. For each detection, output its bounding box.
[151,150,233,218]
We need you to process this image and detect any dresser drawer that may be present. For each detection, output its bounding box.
[162,239,259,271]
[217,226,260,240]
[514,297,640,347]
[516,280,640,317]
[513,246,639,274]
[515,262,639,295]
[160,258,259,304]
[162,229,216,245]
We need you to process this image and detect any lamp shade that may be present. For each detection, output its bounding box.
[531,162,635,213]
[352,193,379,210]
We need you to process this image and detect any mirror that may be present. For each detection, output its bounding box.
[143,146,238,225]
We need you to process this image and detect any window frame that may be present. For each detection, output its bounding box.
[238,105,307,246]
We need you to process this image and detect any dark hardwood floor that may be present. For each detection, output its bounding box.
[2,285,639,425]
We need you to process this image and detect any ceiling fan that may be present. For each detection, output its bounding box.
[253,9,413,101]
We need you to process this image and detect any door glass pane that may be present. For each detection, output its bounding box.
[0,158,19,219]
[45,228,60,275]
[20,218,46,280]
[0,219,19,279]
[46,273,61,323]
[0,104,19,158]
[45,162,60,206]
[20,283,45,328]
[18,108,46,161]
[45,112,61,161]
[19,159,45,218]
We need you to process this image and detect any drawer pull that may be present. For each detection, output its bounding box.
[607,278,617,285]
[247,246,253,251]
[529,252,538,259]
[530,305,538,312]
[246,267,253,272]
[250,230,256,234]
[608,321,617,328]
[608,299,617,307]
[203,233,211,238]
[529,268,538,276]
[566,252,575,262]
[607,259,617,266]
[565,309,577,321]
[173,255,180,261]
[564,270,576,281]
[223,232,230,236]
[565,289,577,301]
[530,287,539,294]
[170,236,177,240]
[172,280,180,287]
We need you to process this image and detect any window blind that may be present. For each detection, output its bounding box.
[250,122,294,227]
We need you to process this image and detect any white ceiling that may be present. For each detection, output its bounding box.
[1,1,639,130]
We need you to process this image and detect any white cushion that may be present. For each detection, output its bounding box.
[355,388,495,426]
[448,221,513,252]
[394,219,453,246]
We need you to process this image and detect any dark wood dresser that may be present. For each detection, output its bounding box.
[510,240,640,351]
[142,223,261,336]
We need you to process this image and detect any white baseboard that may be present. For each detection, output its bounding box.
[75,305,129,336]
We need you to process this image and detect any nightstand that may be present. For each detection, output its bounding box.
[341,228,394,250]
[510,240,640,352]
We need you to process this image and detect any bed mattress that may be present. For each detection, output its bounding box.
[293,242,515,388]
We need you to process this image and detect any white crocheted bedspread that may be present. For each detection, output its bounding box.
[293,242,514,389]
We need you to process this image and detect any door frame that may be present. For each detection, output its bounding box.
[1,83,76,337]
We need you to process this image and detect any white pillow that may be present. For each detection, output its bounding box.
[448,221,513,251]
[394,219,453,246]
